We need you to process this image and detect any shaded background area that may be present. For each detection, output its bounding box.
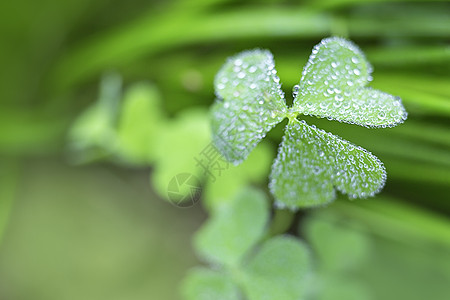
[0,0,449,299]
[0,160,205,299]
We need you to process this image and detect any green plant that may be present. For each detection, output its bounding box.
[182,188,312,300]
[1,1,449,300]
[211,37,407,209]
[182,37,412,300]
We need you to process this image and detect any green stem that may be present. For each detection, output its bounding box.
[264,209,296,239]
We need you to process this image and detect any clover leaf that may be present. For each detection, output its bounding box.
[182,268,241,300]
[212,50,288,164]
[211,37,407,209]
[183,187,312,300]
[194,187,269,268]
[302,213,373,300]
[240,236,312,300]
[293,38,407,128]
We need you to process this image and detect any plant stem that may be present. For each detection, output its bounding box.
[264,208,296,239]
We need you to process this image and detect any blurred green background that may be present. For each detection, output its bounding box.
[0,0,449,299]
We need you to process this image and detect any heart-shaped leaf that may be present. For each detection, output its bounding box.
[116,82,163,164]
[203,141,274,210]
[210,37,407,209]
[194,187,269,267]
[182,268,241,300]
[212,50,287,164]
[240,236,312,300]
[269,119,385,208]
[293,37,407,128]
[304,214,371,273]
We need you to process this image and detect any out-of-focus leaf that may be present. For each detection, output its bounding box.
[241,236,312,300]
[181,268,241,300]
[67,73,122,163]
[304,214,371,273]
[203,141,273,210]
[116,82,164,164]
[68,104,117,162]
[151,108,210,199]
[194,188,269,267]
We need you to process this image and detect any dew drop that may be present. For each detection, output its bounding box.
[237,72,246,79]
[313,166,321,175]
[378,111,386,120]
[234,59,243,66]
[292,84,300,98]
[319,102,328,109]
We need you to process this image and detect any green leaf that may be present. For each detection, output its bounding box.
[203,141,274,210]
[116,82,164,164]
[212,49,287,164]
[304,214,371,273]
[68,72,122,163]
[269,119,385,209]
[241,236,312,300]
[194,187,269,267]
[181,268,241,300]
[293,37,407,128]
[68,103,117,162]
[151,108,210,199]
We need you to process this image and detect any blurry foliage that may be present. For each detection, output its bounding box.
[0,0,449,299]
[184,187,312,300]
[302,202,450,300]
[67,73,274,209]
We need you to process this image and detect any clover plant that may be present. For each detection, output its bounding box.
[211,37,407,209]
[182,188,312,300]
